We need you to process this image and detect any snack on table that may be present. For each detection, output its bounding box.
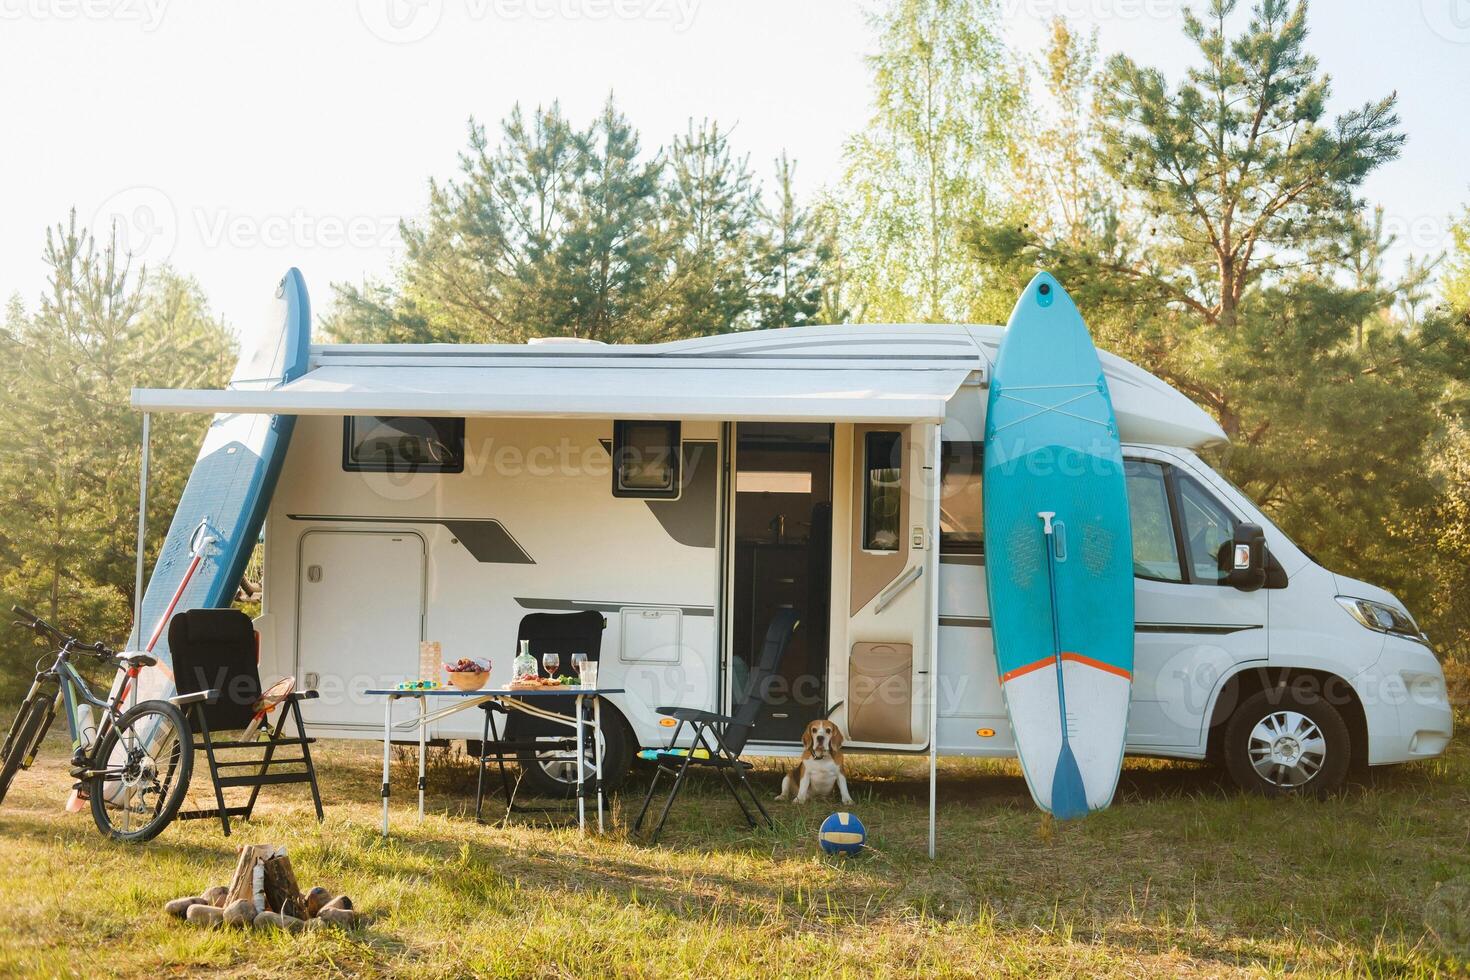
[444,658,491,692]
[507,676,568,690]
[444,658,490,673]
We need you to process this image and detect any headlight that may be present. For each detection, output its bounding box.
[1335,596,1424,640]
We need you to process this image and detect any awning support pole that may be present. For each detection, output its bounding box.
[133,412,151,650]
[927,423,941,859]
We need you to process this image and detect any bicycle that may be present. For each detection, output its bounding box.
[0,606,194,842]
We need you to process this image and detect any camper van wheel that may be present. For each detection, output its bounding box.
[513,717,633,799]
[1222,688,1350,798]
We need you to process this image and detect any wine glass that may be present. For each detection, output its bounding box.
[570,652,588,684]
[542,652,560,679]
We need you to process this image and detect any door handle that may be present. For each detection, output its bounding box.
[876,564,924,613]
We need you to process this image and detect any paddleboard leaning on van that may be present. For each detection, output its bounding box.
[126,268,312,708]
[984,273,1134,819]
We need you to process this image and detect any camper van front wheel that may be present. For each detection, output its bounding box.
[1222,689,1350,797]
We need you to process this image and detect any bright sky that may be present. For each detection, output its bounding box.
[1,0,1466,330]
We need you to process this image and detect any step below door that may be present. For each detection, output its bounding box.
[295,530,425,731]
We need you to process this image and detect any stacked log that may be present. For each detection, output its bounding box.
[164,844,362,931]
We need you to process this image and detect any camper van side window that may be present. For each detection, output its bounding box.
[343,417,465,473]
[1175,475,1238,585]
[1124,460,1184,583]
[863,431,903,552]
[939,441,983,555]
[612,420,681,499]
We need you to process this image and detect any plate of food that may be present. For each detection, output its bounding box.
[507,676,579,691]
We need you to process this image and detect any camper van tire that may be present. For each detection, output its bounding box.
[502,713,635,798]
[1222,688,1351,797]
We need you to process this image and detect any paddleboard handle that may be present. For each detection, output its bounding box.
[143,517,218,653]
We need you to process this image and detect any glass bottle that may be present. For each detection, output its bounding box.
[512,639,538,682]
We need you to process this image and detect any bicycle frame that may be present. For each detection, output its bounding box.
[21,645,141,774]
[55,655,125,760]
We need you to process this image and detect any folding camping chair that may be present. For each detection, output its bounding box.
[474,610,606,819]
[169,608,324,836]
[632,607,799,843]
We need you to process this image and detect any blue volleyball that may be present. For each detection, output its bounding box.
[818,811,866,855]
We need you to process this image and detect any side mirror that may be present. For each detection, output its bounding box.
[1226,523,1267,592]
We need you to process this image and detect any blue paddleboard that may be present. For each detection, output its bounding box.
[983,272,1134,818]
[128,269,311,695]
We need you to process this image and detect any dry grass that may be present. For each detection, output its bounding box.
[0,726,1467,978]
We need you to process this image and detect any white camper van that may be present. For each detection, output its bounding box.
[134,323,1453,798]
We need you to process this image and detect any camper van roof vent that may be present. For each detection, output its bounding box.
[526,337,607,346]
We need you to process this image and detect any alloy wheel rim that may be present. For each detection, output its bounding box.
[534,731,606,785]
[1247,709,1326,788]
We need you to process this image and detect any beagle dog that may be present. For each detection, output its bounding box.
[777,718,853,804]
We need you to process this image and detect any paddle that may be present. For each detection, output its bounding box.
[1038,510,1089,820]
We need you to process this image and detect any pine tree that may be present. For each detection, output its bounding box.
[968,0,1470,625]
[0,214,234,668]
[656,119,764,338]
[755,154,830,329]
[547,97,666,342]
[325,98,828,344]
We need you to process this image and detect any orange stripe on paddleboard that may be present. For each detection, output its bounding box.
[1060,651,1132,680]
[999,657,1054,684]
[1001,652,1132,683]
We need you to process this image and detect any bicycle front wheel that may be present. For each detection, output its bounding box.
[0,691,57,806]
[88,700,193,843]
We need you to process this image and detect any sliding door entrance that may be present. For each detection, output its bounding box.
[727,423,833,743]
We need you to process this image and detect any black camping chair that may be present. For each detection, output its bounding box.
[169,608,324,836]
[475,610,606,819]
[632,607,799,843]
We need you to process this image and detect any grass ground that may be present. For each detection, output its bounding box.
[0,726,1467,979]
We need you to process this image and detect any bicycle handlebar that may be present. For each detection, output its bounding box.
[10,605,116,659]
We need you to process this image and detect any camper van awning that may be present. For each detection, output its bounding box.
[131,364,977,423]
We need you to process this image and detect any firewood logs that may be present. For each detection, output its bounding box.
[167,844,361,931]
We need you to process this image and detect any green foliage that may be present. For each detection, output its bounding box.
[971,1,1470,649]
[828,0,1023,323]
[1446,205,1470,316]
[326,98,833,344]
[0,213,234,668]
[1008,19,1113,253]
[758,154,836,329]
